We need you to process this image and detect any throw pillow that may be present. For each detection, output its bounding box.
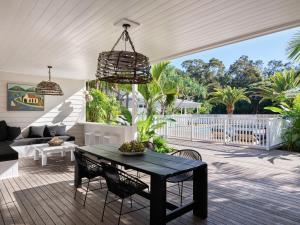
[0,120,8,141]
[55,125,66,136]
[29,125,45,138]
[44,125,57,137]
[7,126,22,140]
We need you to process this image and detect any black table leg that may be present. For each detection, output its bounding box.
[150,175,166,225]
[193,164,207,218]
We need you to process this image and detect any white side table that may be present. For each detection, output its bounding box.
[33,142,77,166]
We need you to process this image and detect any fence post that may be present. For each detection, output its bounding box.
[165,120,168,138]
[266,119,271,150]
[191,117,194,141]
[224,118,227,144]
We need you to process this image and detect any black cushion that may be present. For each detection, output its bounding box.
[55,125,66,136]
[44,125,57,137]
[0,120,8,141]
[7,126,21,140]
[0,141,18,162]
[29,126,45,138]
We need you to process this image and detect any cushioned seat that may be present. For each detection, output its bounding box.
[10,135,75,146]
[0,141,18,162]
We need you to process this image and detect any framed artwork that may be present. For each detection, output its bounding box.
[7,83,44,111]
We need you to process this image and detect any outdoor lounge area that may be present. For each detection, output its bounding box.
[1,0,300,225]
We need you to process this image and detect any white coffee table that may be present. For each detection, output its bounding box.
[33,142,77,166]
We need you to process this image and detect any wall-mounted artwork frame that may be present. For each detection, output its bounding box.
[7,83,44,111]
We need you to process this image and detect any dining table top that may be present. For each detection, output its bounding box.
[76,144,206,177]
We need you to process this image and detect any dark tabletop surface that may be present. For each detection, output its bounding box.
[76,144,206,177]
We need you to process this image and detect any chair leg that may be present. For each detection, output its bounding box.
[101,191,109,222]
[177,182,181,196]
[83,179,90,206]
[74,188,77,199]
[118,199,124,225]
[180,182,184,206]
[100,178,103,189]
[130,196,133,208]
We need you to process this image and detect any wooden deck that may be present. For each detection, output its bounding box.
[1,142,300,225]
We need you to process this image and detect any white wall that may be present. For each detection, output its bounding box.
[0,71,85,145]
[82,122,135,146]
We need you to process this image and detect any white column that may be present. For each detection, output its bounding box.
[131,84,138,140]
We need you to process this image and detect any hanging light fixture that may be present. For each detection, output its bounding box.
[95,23,151,84]
[36,66,64,96]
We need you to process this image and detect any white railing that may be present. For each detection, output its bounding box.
[157,114,284,150]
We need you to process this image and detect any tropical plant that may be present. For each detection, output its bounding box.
[209,86,251,114]
[287,30,300,62]
[86,89,131,124]
[253,70,300,106]
[137,114,171,142]
[138,61,178,116]
[265,94,300,151]
[152,136,174,153]
[198,101,213,114]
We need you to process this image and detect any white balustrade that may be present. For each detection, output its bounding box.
[157,114,284,150]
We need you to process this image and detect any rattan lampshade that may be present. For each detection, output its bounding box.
[95,24,151,84]
[36,66,64,96]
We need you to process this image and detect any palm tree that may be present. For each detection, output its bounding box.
[287,31,300,62]
[209,86,250,114]
[253,70,300,106]
[138,61,178,116]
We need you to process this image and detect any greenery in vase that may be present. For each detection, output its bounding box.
[119,140,145,153]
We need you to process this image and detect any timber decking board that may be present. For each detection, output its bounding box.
[1,142,300,225]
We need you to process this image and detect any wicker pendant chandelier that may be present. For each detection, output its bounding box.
[36,66,64,96]
[95,24,151,84]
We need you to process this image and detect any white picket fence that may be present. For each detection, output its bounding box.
[157,114,284,150]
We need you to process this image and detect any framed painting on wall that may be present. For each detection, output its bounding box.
[7,83,44,111]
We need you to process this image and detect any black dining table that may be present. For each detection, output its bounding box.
[75,144,207,225]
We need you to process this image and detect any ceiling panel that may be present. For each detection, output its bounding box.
[0,0,299,80]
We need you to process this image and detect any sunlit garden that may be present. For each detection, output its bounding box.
[86,31,300,152]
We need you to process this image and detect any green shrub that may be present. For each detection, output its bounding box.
[86,89,121,124]
[153,136,174,153]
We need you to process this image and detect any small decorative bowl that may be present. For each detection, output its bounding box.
[48,137,64,146]
[120,151,145,156]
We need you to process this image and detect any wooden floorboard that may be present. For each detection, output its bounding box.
[1,142,300,225]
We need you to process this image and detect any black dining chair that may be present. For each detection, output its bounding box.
[167,149,202,206]
[101,163,149,225]
[73,151,104,206]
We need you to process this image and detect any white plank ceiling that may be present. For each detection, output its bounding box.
[0,0,300,80]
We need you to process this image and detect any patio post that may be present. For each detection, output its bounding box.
[131,84,138,140]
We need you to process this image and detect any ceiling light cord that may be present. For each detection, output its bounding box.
[110,24,136,53]
[48,66,52,81]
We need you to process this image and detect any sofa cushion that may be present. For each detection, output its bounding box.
[44,125,58,137]
[29,125,45,138]
[0,141,18,162]
[10,135,75,147]
[7,126,22,140]
[55,125,66,136]
[0,120,8,141]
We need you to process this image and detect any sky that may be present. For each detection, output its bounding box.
[171,27,300,69]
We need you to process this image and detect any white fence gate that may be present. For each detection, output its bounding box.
[157,114,284,150]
